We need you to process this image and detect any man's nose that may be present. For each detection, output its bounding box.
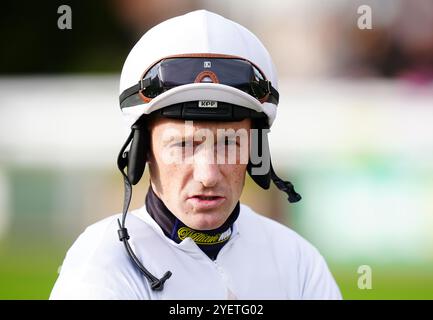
[193,153,222,188]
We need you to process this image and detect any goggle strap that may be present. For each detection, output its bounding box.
[257,79,279,104]
[119,77,155,104]
[120,80,279,106]
[268,82,279,104]
[140,78,152,90]
[119,82,141,104]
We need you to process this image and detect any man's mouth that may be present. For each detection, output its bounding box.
[187,195,226,209]
[193,195,223,200]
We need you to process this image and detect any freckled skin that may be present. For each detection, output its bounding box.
[148,117,251,230]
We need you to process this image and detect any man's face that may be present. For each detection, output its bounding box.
[148,116,252,230]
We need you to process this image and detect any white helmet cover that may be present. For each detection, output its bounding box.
[119,10,278,127]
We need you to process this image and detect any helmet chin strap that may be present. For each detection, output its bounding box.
[116,129,172,291]
[269,162,302,203]
[247,117,302,203]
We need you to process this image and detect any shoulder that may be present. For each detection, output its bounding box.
[59,214,125,269]
[238,203,342,299]
[238,203,316,254]
[50,212,151,300]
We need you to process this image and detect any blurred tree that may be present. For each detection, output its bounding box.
[0,0,200,74]
[0,1,132,73]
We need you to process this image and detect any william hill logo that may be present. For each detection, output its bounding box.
[198,100,218,108]
[177,227,231,245]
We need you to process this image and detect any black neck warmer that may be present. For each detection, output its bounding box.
[145,185,240,260]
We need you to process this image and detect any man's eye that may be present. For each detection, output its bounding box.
[174,141,192,148]
[225,139,237,146]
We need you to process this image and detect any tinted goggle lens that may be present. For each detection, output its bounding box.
[142,58,265,99]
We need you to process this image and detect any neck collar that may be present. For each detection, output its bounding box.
[145,185,240,260]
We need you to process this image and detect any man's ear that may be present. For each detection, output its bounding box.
[246,117,271,189]
[146,146,152,164]
[127,127,148,185]
[128,116,151,185]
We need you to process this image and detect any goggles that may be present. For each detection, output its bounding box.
[119,54,279,109]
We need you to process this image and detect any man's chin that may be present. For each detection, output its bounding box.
[186,211,227,231]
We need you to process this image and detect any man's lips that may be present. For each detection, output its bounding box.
[187,195,226,209]
[188,194,224,200]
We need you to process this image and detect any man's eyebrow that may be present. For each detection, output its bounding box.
[162,130,244,145]
[217,132,237,138]
[161,134,177,145]
[217,130,247,139]
[161,134,194,146]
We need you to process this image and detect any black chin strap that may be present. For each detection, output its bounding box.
[270,162,302,203]
[116,130,172,291]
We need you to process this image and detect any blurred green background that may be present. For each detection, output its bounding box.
[1,0,433,299]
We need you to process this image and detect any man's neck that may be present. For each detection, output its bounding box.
[145,185,240,260]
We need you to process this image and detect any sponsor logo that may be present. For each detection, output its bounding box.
[178,227,232,245]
